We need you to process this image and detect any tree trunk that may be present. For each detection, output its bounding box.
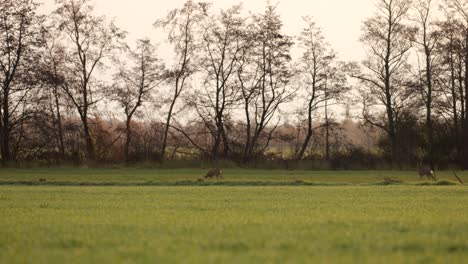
[297,130,312,161]
[385,20,397,169]
[325,98,330,161]
[211,121,222,160]
[211,86,223,160]
[425,45,434,170]
[249,125,263,160]
[464,30,468,170]
[1,87,10,165]
[385,78,397,168]
[242,99,251,162]
[81,114,95,162]
[297,99,314,161]
[221,125,229,158]
[390,129,398,169]
[386,93,397,169]
[124,117,132,163]
[53,86,65,157]
[457,57,466,169]
[161,96,176,162]
[449,47,461,167]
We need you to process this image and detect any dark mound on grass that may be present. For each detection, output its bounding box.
[415,180,460,186]
[0,178,463,187]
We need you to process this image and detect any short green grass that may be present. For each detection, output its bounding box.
[1,186,467,263]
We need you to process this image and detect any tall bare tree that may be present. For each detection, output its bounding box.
[111,39,164,163]
[192,5,244,159]
[54,0,125,162]
[448,0,468,168]
[155,0,209,161]
[295,17,345,160]
[413,0,442,169]
[0,0,43,164]
[436,15,465,166]
[354,0,416,168]
[38,24,69,158]
[238,2,294,161]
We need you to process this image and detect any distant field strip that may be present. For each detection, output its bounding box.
[0,186,467,263]
[0,169,466,186]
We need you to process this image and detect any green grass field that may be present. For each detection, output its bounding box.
[1,169,467,263]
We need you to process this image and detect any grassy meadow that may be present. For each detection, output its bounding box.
[0,169,467,263]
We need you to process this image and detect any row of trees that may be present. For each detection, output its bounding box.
[1,0,467,169]
[354,0,468,169]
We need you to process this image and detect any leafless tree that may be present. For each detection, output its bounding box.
[53,0,125,162]
[436,13,465,165]
[191,4,245,159]
[38,24,69,158]
[237,2,294,162]
[412,0,442,169]
[155,0,209,161]
[447,0,468,168]
[353,0,417,168]
[295,17,346,160]
[0,0,44,164]
[111,39,164,162]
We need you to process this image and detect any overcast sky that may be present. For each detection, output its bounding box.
[39,0,376,61]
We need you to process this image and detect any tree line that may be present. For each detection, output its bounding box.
[1,0,467,169]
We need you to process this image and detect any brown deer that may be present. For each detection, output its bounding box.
[204,168,223,179]
[418,163,436,181]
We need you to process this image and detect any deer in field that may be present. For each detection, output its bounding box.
[418,162,437,181]
[204,168,223,179]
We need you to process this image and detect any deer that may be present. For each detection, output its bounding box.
[204,168,223,180]
[418,162,437,181]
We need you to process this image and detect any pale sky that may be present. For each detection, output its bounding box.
[39,0,376,62]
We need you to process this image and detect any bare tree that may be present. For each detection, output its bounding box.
[54,0,125,162]
[295,17,346,160]
[323,64,349,161]
[155,0,209,161]
[237,24,260,161]
[353,0,416,168]
[436,14,465,166]
[447,0,468,168]
[38,25,69,158]
[413,0,442,169]
[191,4,244,159]
[237,2,294,161]
[111,39,164,163]
[0,0,43,164]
